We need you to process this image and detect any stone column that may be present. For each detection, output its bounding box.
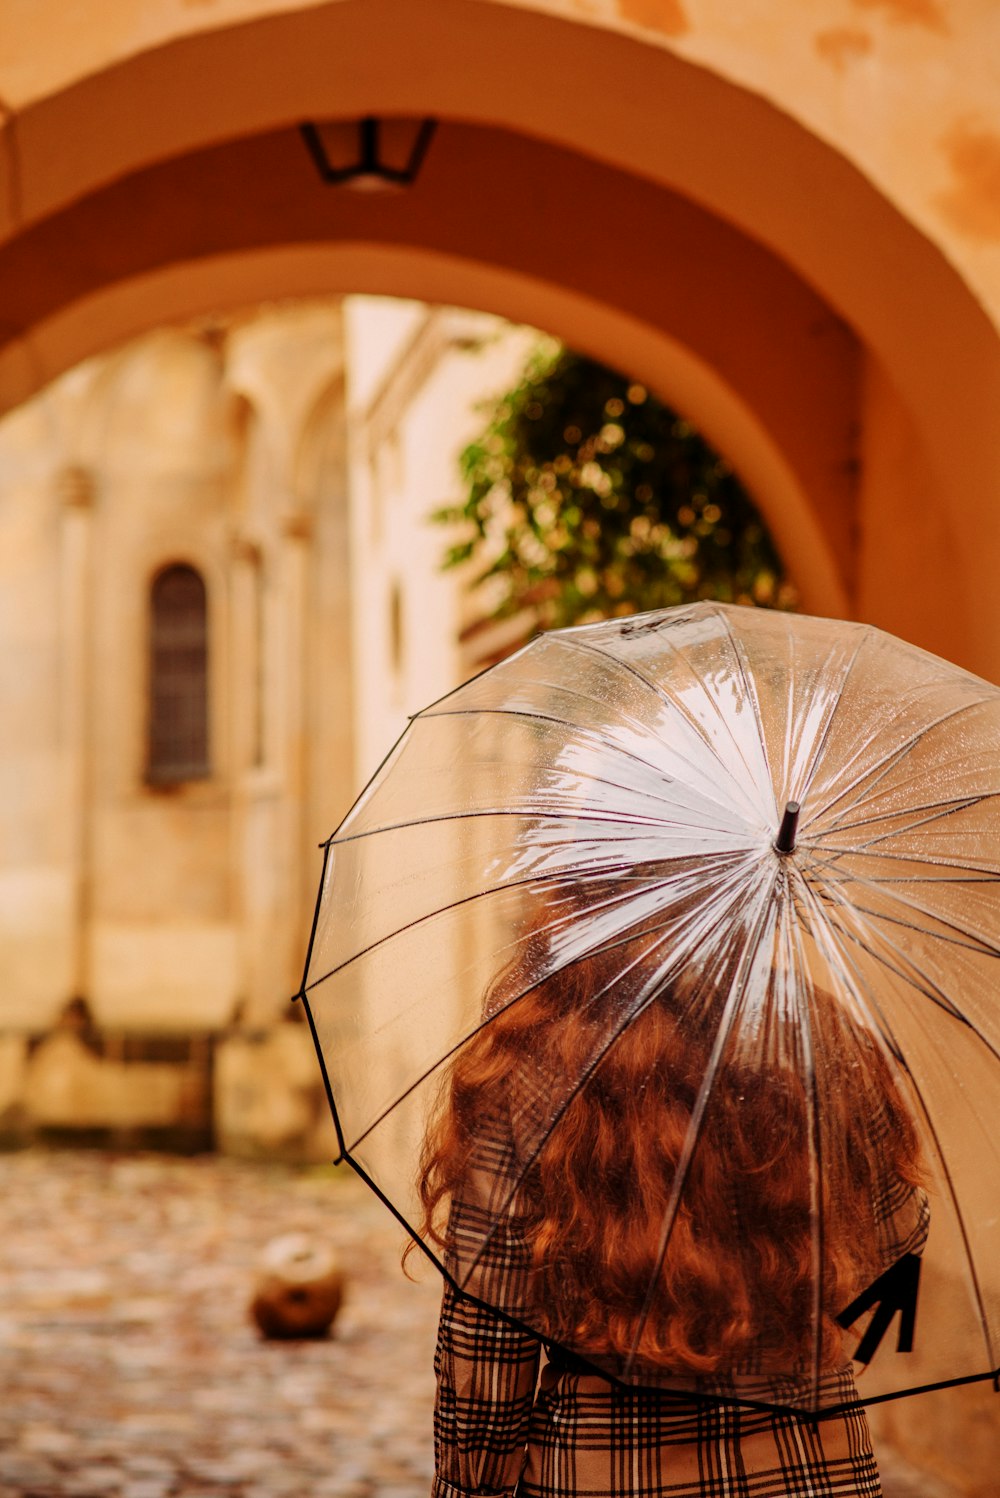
[279,506,313,998]
[227,532,260,1017]
[57,464,96,1006]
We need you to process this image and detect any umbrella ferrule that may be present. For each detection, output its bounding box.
[774,801,801,854]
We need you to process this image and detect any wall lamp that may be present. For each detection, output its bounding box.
[300,117,437,192]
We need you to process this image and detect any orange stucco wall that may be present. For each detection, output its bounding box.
[0,0,998,678]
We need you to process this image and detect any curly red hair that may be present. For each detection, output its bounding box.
[416,929,925,1378]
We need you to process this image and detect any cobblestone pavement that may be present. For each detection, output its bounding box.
[0,1151,956,1498]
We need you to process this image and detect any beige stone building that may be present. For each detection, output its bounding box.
[0,295,533,1156]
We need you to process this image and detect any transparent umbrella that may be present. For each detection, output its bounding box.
[297,602,1000,1416]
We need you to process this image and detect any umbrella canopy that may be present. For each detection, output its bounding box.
[298,602,1000,1416]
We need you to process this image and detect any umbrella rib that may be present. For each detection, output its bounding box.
[457,955,673,1287]
[304,845,751,996]
[340,856,758,1157]
[812,696,993,830]
[702,612,866,833]
[796,878,999,1373]
[851,892,1000,959]
[801,840,987,888]
[862,872,1000,886]
[782,636,868,815]
[343,980,535,1159]
[791,905,827,1412]
[808,870,1000,962]
[808,841,1000,879]
[830,900,999,960]
[817,695,997,832]
[628,878,780,1369]
[770,880,829,1410]
[824,792,998,838]
[814,876,1000,1054]
[458,867,766,1290]
[326,804,687,856]
[834,796,992,850]
[295,838,333,999]
[322,711,418,846]
[552,634,766,821]
[814,742,916,830]
[862,873,1000,886]
[408,634,538,720]
[687,614,781,819]
[551,632,678,710]
[715,608,781,822]
[805,851,1000,960]
[305,853,621,994]
[719,606,811,823]
[422,702,752,827]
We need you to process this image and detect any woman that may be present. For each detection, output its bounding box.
[415,928,929,1498]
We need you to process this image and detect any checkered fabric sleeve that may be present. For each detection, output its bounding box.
[431,1281,541,1498]
[516,1368,884,1498]
[867,1087,931,1268]
[430,1098,543,1498]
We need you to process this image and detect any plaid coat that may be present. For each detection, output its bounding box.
[431,1073,929,1498]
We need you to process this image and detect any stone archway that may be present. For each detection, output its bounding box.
[1,0,998,672]
[4,11,1000,1479]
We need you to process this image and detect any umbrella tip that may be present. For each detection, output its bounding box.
[774,801,801,855]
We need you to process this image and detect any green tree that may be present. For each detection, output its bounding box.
[434,342,795,658]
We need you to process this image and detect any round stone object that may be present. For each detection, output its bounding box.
[250,1232,344,1339]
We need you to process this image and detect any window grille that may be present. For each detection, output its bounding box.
[147,563,209,783]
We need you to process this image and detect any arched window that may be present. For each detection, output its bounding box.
[147,563,210,783]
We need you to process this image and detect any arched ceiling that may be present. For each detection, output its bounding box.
[0,0,998,665]
[0,115,861,615]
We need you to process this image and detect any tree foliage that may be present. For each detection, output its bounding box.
[434,343,795,655]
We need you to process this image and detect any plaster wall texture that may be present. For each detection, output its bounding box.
[1,0,997,312]
[0,394,77,1024]
[0,302,354,1045]
[0,293,542,1159]
[0,0,996,679]
[338,298,541,1174]
[344,297,538,783]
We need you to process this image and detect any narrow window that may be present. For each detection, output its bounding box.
[147,563,210,783]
